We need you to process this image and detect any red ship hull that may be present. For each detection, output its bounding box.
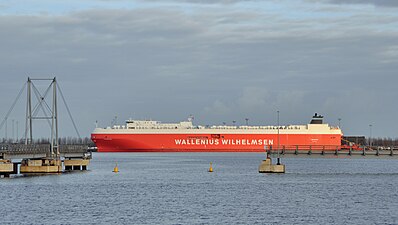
[91,133,342,152]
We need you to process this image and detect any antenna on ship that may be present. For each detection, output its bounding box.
[111,116,117,127]
[188,114,194,122]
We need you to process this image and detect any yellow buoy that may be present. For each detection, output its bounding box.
[113,163,119,173]
[208,162,213,172]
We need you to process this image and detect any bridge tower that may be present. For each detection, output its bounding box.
[25,77,59,158]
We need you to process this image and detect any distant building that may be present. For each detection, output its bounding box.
[342,136,366,146]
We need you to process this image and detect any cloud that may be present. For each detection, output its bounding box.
[379,45,398,63]
[204,100,232,116]
[316,0,398,7]
[237,87,270,111]
[136,0,252,4]
[0,1,397,137]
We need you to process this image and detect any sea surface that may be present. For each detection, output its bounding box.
[1,153,398,225]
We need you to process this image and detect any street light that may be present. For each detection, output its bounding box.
[16,121,18,143]
[369,124,372,147]
[12,119,14,143]
[277,110,280,165]
[5,118,7,141]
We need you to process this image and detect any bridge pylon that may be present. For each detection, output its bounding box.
[25,77,59,159]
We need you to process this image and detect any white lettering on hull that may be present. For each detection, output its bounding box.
[175,138,274,146]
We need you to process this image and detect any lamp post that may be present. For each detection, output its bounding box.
[5,118,7,141]
[12,119,14,143]
[277,110,280,165]
[369,124,372,147]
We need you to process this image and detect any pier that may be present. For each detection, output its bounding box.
[259,145,398,173]
[265,145,398,158]
[0,77,92,177]
[0,144,91,177]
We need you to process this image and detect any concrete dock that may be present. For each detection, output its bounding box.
[0,143,91,177]
[258,158,285,173]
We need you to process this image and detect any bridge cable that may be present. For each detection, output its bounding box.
[0,82,27,131]
[56,83,81,139]
[30,82,52,129]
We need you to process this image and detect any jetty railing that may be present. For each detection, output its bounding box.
[0,144,91,160]
[267,145,398,158]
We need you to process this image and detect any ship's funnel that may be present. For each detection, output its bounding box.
[310,113,323,124]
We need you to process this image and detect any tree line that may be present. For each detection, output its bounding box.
[369,138,398,146]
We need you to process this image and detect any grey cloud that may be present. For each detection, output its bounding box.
[0,5,397,137]
[319,0,398,7]
[136,0,252,4]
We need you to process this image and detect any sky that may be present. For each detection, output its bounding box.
[0,0,397,139]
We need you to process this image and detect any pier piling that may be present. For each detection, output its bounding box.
[259,158,285,173]
[64,158,90,171]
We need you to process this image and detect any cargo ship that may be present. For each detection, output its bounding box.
[91,113,343,152]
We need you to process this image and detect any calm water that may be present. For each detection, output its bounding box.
[1,153,398,225]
